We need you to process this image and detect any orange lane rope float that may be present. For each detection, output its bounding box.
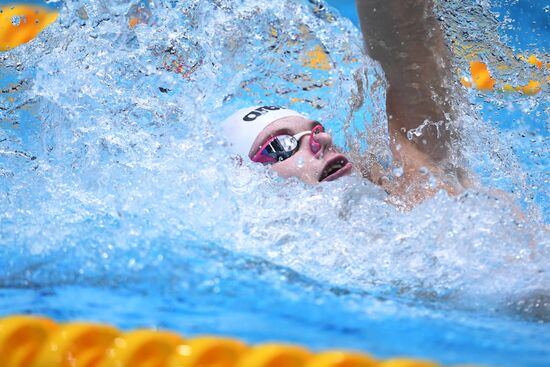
[0,315,480,367]
[0,4,58,51]
[459,55,547,95]
[127,0,154,29]
[2,3,544,97]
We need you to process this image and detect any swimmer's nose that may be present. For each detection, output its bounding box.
[310,127,333,156]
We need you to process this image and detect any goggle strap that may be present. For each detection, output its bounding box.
[292,130,313,141]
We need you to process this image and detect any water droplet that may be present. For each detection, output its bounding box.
[392,166,403,177]
[11,16,21,26]
[297,157,304,168]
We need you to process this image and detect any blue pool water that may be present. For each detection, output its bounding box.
[0,0,549,366]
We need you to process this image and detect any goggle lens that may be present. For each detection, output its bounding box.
[262,135,298,162]
[252,124,324,164]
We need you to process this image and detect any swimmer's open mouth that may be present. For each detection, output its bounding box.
[319,155,352,182]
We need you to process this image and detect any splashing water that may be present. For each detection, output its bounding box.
[0,0,548,366]
[434,0,549,217]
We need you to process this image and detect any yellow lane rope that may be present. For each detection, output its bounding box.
[0,315,479,367]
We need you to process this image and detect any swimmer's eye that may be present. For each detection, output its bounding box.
[251,124,325,164]
[252,134,299,164]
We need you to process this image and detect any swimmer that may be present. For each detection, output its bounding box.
[222,0,471,207]
[223,106,353,184]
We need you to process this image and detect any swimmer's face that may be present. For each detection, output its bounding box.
[249,116,352,184]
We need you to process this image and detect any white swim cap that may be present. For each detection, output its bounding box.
[221,105,307,157]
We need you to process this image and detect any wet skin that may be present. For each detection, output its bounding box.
[353,0,472,207]
[249,116,353,184]
[356,0,458,164]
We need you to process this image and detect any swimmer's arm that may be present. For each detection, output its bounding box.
[356,0,458,163]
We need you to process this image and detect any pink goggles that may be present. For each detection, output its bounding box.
[251,124,324,164]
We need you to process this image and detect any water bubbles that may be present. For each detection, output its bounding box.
[11,15,21,26]
[0,0,547,332]
[428,175,438,189]
[392,166,404,177]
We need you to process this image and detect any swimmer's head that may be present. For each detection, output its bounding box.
[222,105,352,184]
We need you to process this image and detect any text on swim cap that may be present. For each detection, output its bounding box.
[243,106,282,121]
